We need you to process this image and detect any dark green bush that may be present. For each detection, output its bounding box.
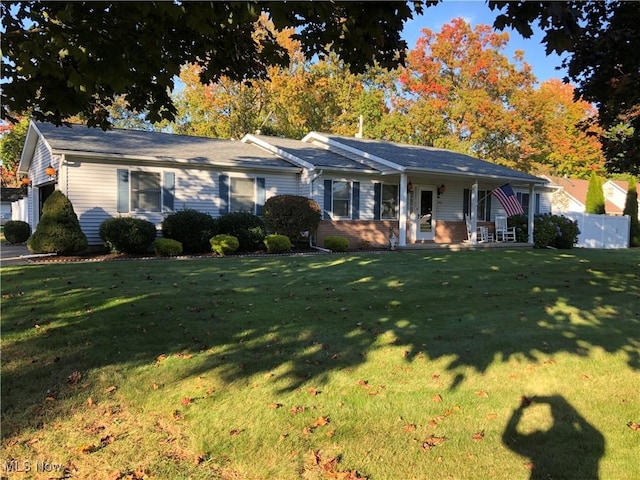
[263,195,321,243]
[210,234,239,255]
[216,212,265,252]
[264,234,292,253]
[153,238,183,257]
[324,236,349,252]
[508,213,579,249]
[161,209,218,253]
[27,191,88,254]
[3,220,31,244]
[99,217,157,254]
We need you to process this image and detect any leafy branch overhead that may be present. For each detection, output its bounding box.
[0,1,424,129]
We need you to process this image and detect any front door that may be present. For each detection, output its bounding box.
[415,187,435,241]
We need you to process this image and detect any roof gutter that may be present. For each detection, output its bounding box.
[52,149,303,173]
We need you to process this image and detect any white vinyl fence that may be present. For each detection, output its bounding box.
[562,212,630,249]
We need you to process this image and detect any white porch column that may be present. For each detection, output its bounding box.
[528,183,535,244]
[399,174,408,247]
[470,181,478,244]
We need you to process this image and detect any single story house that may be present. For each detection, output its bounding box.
[18,121,550,249]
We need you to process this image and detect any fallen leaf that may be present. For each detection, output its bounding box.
[152,383,161,390]
[87,397,94,407]
[307,387,320,396]
[104,386,117,393]
[475,391,489,398]
[521,395,532,407]
[404,423,417,432]
[355,379,369,388]
[268,403,283,409]
[472,431,485,441]
[229,429,243,436]
[487,413,498,420]
[421,436,447,450]
[67,371,82,385]
[432,394,443,403]
[302,426,313,435]
[279,433,289,440]
[432,373,440,380]
[180,397,192,406]
[290,405,305,415]
[326,429,335,437]
[524,462,535,470]
[311,416,330,428]
[77,443,98,454]
[100,434,115,447]
[627,421,640,432]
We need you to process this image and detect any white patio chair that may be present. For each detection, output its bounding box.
[465,214,490,243]
[495,215,516,242]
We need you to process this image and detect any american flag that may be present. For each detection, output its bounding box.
[492,183,524,217]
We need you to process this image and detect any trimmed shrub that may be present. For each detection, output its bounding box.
[99,217,157,254]
[216,212,265,252]
[264,234,292,254]
[324,236,349,252]
[153,238,183,257]
[263,195,321,243]
[585,171,605,214]
[210,234,239,255]
[623,177,639,247]
[27,190,88,254]
[3,220,31,244]
[162,209,218,254]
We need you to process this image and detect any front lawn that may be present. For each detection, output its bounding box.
[1,249,638,479]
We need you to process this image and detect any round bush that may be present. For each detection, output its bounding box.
[216,212,265,252]
[99,217,157,254]
[27,191,88,254]
[324,236,349,252]
[263,195,321,243]
[161,209,218,254]
[153,238,183,257]
[210,234,239,255]
[264,234,292,254]
[3,220,31,244]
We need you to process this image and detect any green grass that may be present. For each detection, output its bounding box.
[1,249,639,479]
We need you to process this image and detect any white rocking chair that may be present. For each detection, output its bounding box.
[495,215,517,242]
[465,214,491,243]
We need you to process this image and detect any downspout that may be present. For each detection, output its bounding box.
[309,170,330,252]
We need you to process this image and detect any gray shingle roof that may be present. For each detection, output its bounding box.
[318,133,545,183]
[252,135,380,172]
[34,122,297,170]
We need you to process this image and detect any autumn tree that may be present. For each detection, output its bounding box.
[0,119,29,187]
[397,19,536,167]
[514,79,604,177]
[585,171,605,214]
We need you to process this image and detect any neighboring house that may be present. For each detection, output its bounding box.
[0,187,26,225]
[546,175,639,219]
[18,121,549,249]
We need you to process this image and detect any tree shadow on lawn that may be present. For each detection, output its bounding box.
[1,250,639,439]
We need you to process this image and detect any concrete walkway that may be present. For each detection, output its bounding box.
[1,244,34,266]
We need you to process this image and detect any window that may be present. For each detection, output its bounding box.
[230,177,255,212]
[219,175,265,215]
[463,189,491,221]
[381,184,399,219]
[117,170,174,213]
[332,181,351,218]
[517,192,541,215]
[131,172,161,211]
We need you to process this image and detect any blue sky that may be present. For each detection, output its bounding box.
[402,1,569,83]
